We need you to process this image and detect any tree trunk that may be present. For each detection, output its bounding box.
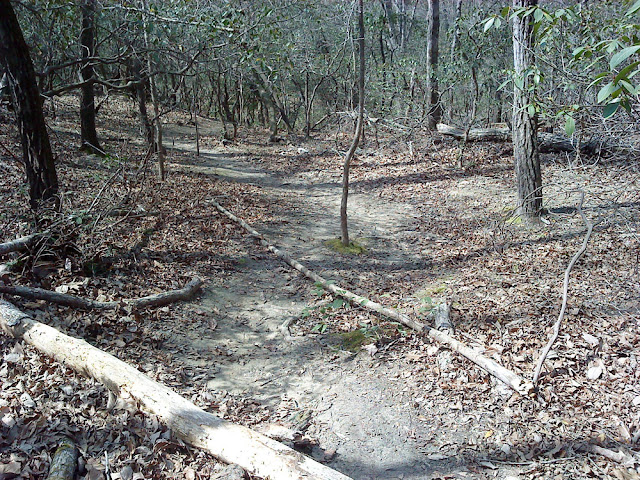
[142,0,166,180]
[79,0,101,154]
[512,0,541,218]
[132,58,154,149]
[450,0,463,63]
[0,0,59,211]
[426,0,442,129]
[340,0,365,247]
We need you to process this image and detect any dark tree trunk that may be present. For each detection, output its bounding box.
[79,0,101,154]
[426,0,442,129]
[0,0,59,211]
[340,0,365,247]
[132,58,154,148]
[512,0,541,218]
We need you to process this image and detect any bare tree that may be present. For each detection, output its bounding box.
[426,0,442,129]
[340,0,365,247]
[142,0,166,180]
[512,0,541,218]
[80,0,102,154]
[0,0,59,210]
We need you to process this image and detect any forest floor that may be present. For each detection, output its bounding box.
[1,95,639,480]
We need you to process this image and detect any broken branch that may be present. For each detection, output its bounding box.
[533,191,594,385]
[46,438,78,480]
[0,278,203,311]
[0,233,41,256]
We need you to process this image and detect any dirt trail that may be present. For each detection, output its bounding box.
[161,125,515,480]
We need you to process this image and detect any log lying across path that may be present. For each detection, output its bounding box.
[210,200,534,396]
[436,123,623,155]
[0,278,204,311]
[0,300,351,480]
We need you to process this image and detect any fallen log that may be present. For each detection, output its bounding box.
[46,437,78,480]
[436,123,622,155]
[0,277,204,311]
[436,123,511,142]
[0,233,40,256]
[210,199,533,396]
[0,300,351,480]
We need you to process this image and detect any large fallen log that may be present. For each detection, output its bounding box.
[210,199,534,396]
[0,278,204,311]
[0,300,351,480]
[436,123,622,155]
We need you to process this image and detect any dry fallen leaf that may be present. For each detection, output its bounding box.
[587,359,604,380]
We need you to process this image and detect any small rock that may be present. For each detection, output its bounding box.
[211,464,246,480]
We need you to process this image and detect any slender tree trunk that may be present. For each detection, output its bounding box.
[341,0,365,247]
[0,0,58,211]
[512,0,541,218]
[142,0,166,180]
[426,0,442,129]
[450,0,463,63]
[79,0,101,154]
[132,58,154,148]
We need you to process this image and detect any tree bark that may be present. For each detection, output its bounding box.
[79,0,102,154]
[450,0,463,63]
[0,0,59,211]
[512,0,541,218]
[0,233,41,256]
[340,0,365,247]
[46,438,78,480]
[426,0,442,129]
[142,0,166,180]
[0,300,351,480]
[132,58,154,149]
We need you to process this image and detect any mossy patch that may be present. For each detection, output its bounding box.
[333,329,374,352]
[324,238,367,255]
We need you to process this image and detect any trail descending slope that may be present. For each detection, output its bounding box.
[161,126,521,480]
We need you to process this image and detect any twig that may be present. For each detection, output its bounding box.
[532,190,594,385]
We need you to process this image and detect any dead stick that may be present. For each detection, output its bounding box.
[46,437,78,480]
[0,233,41,256]
[211,199,533,396]
[0,278,203,311]
[533,191,593,385]
[579,444,638,465]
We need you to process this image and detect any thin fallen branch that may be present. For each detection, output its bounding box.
[210,200,534,396]
[0,300,350,480]
[0,278,204,311]
[533,191,594,385]
[0,233,41,256]
[579,444,639,466]
[46,437,78,480]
